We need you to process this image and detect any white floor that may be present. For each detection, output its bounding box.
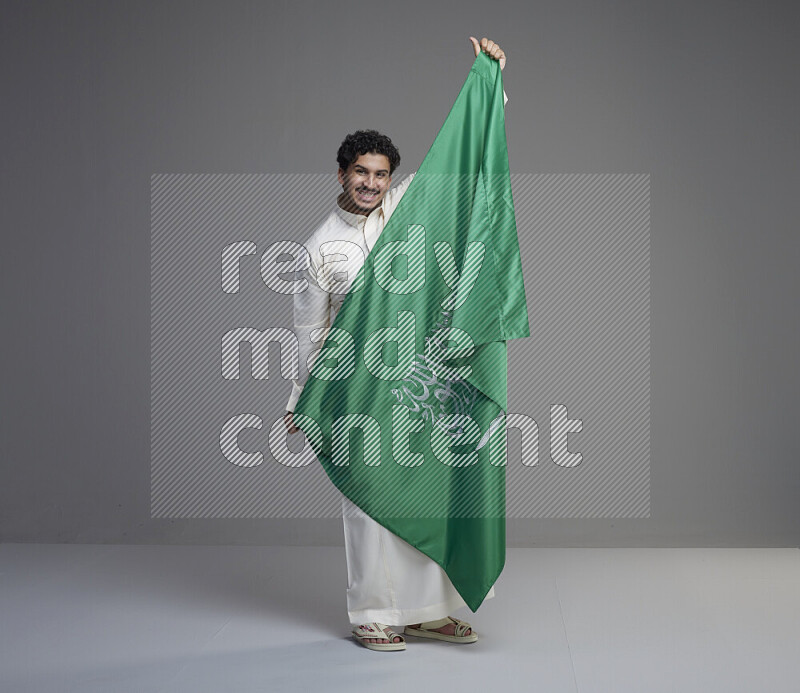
[1,544,798,692]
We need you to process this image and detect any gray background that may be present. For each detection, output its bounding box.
[2,0,798,546]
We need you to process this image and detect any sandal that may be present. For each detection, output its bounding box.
[352,623,406,651]
[404,616,478,643]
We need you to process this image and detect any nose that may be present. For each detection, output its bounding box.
[364,174,379,190]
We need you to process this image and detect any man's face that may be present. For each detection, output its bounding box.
[337,152,392,215]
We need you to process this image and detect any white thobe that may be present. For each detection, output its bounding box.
[287,90,506,626]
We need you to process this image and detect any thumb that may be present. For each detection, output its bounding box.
[468,36,480,57]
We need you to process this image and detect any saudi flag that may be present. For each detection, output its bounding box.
[293,51,530,611]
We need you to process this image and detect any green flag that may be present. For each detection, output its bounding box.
[293,51,530,611]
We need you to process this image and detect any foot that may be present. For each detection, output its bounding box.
[357,623,403,645]
[407,619,472,638]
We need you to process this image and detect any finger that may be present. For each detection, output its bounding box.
[469,36,480,57]
[485,40,496,54]
[480,37,488,50]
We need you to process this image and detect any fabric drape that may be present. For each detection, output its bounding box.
[294,52,530,611]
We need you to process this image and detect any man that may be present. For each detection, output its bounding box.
[284,36,508,651]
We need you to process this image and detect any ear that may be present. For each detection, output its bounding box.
[337,168,346,186]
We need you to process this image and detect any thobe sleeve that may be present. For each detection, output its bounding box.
[389,171,416,201]
[286,246,331,412]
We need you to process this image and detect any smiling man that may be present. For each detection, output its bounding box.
[337,149,395,215]
[284,36,508,652]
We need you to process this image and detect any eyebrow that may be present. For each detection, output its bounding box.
[354,165,389,174]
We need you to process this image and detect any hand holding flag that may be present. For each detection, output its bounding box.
[469,36,506,71]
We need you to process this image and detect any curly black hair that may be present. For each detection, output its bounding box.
[336,129,401,175]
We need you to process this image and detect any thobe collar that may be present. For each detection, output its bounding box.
[335,193,385,230]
